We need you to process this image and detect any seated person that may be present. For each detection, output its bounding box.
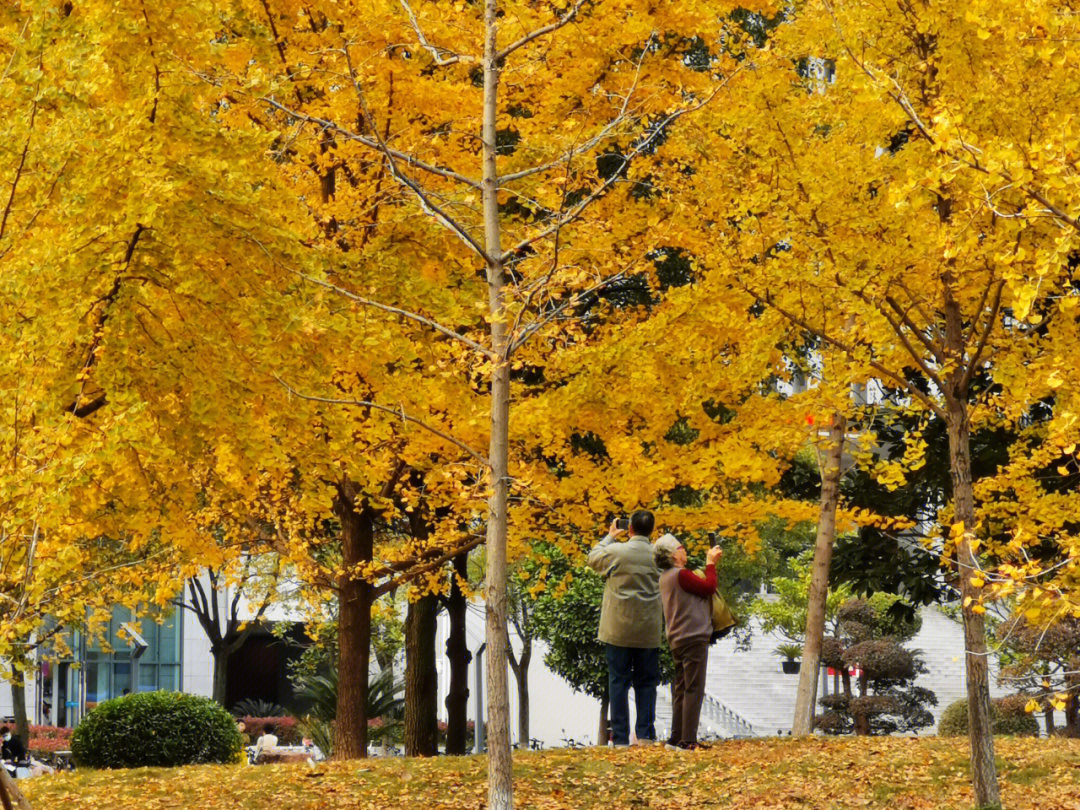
[252,724,278,763]
[0,727,27,764]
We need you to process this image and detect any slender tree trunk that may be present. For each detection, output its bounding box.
[481,1,513,806]
[853,671,870,736]
[939,266,1000,808]
[445,550,472,755]
[945,399,1000,808]
[405,593,440,757]
[333,484,373,759]
[1044,707,1055,737]
[793,413,846,736]
[513,642,531,746]
[598,695,609,746]
[211,648,229,707]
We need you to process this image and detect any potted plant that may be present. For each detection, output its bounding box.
[774,642,803,674]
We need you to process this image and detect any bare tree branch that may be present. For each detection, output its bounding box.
[373,534,486,596]
[500,69,743,263]
[398,0,478,65]
[294,269,494,357]
[0,100,36,243]
[883,294,947,366]
[841,283,945,391]
[341,43,496,263]
[497,0,590,62]
[751,285,948,420]
[509,265,641,354]
[499,33,654,185]
[959,279,1005,394]
[261,99,481,189]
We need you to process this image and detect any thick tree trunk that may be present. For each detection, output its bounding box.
[481,1,512,807]
[11,673,28,749]
[598,695,609,746]
[333,484,374,759]
[445,550,473,755]
[405,593,439,757]
[945,399,1000,808]
[792,413,846,736]
[211,648,229,707]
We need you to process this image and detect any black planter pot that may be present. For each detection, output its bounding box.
[781,659,801,674]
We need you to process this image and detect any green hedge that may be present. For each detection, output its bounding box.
[72,691,243,768]
[938,695,1039,737]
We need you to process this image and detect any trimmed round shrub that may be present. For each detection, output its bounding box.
[938,696,1040,737]
[72,691,243,768]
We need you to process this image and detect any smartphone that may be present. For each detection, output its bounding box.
[616,518,630,531]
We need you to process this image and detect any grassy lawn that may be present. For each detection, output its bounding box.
[20,736,1080,809]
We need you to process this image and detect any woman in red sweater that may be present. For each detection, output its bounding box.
[654,534,722,750]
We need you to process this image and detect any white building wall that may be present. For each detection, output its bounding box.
[433,607,603,749]
[0,670,34,723]
[182,610,214,699]
[701,605,1008,737]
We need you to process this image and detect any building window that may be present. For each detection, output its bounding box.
[84,606,182,707]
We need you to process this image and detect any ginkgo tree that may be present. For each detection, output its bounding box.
[693,1,1080,806]
[206,1,778,803]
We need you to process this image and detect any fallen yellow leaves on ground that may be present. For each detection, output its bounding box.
[20,736,1080,809]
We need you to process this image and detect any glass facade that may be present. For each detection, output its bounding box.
[83,607,182,709]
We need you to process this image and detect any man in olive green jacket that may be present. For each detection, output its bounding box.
[588,510,663,746]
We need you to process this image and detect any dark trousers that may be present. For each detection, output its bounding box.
[669,640,709,746]
[605,644,660,745]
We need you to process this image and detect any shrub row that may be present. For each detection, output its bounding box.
[28,724,73,754]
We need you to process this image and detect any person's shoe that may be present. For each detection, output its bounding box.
[632,738,657,747]
[664,743,680,751]
[611,741,630,748]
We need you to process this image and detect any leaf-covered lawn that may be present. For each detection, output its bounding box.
[21,737,1080,809]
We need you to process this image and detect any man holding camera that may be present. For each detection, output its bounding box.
[587,510,663,746]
